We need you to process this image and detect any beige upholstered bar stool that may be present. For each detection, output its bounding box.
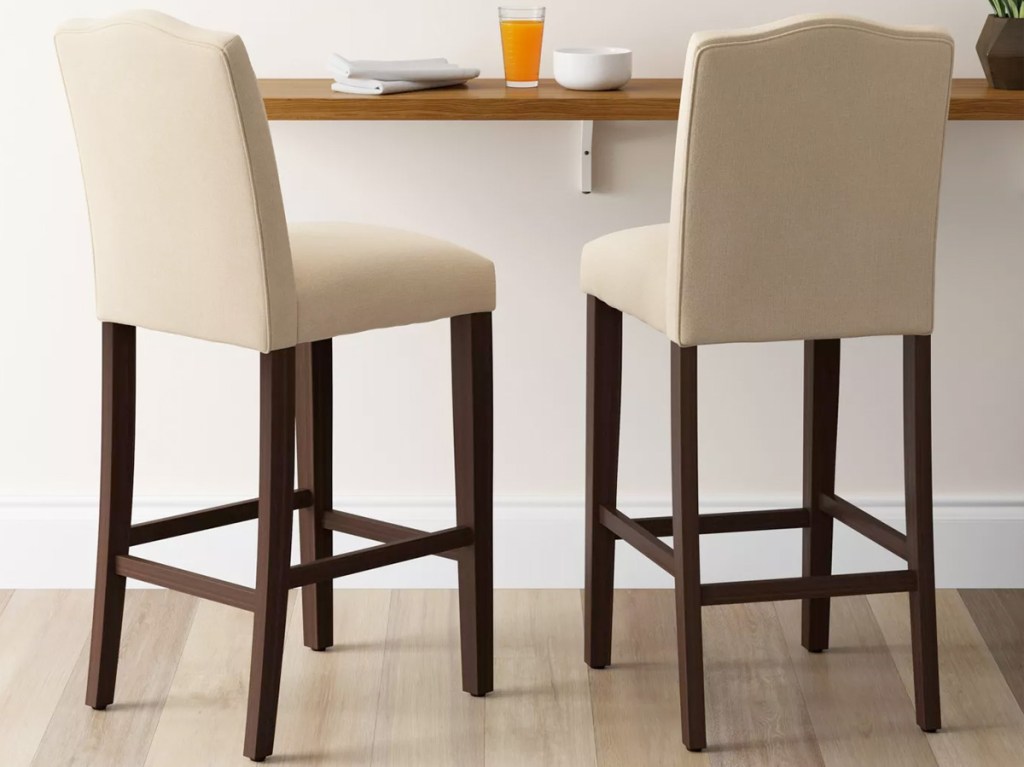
[581,15,953,751]
[56,11,494,762]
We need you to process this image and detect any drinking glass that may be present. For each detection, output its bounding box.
[498,7,545,88]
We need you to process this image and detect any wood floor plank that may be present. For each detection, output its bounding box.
[588,590,708,767]
[702,599,825,767]
[775,597,938,767]
[0,591,93,765]
[31,590,196,767]
[144,596,295,766]
[590,591,823,767]
[485,590,598,767]
[7,587,1024,766]
[273,590,392,765]
[869,590,1024,767]
[960,590,1024,717]
[371,589,485,767]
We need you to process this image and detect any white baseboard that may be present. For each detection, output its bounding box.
[1,496,1022,589]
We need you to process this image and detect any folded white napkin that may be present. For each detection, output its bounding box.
[331,78,470,95]
[328,53,479,82]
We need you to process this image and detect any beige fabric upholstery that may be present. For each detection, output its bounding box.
[581,225,670,335]
[56,12,495,352]
[56,11,296,352]
[583,15,954,345]
[292,223,495,342]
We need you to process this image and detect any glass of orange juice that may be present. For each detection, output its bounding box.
[499,7,545,88]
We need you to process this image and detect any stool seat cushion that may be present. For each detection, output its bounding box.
[581,224,669,336]
[291,222,496,343]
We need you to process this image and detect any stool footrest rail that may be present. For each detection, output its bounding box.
[702,570,917,606]
[129,490,313,546]
[288,526,473,588]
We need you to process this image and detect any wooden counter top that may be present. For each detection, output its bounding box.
[260,78,1024,121]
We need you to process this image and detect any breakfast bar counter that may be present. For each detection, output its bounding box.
[259,77,1024,193]
[260,78,1024,121]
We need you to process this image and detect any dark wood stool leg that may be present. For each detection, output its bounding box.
[296,340,334,651]
[671,343,705,751]
[244,348,296,762]
[585,296,622,669]
[451,312,494,696]
[904,335,941,732]
[86,322,136,709]
[801,339,840,652]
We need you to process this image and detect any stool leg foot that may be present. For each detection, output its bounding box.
[86,323,136,710]
[672,343,706,751]
[243,349,295,762]
[801,339,840,653]
[585,297,622,670]
[452,313,494,697]
[296,341,334,652]
[904,336,941,732]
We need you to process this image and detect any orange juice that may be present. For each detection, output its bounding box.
[500,19,544,87]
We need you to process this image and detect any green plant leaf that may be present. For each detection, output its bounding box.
[988,0,1020,17]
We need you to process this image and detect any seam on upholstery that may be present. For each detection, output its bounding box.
[53,38,104,320]
[675,21,953,345]
[222,36,276,353]
[691,20,954,54]
[926,44,957,334]
[674,55,700,345]
[56,17,233,50]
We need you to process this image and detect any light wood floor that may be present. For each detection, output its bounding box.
[2,589,1023,766]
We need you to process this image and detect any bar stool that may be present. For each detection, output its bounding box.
[580,16,953,750]
[56,11,494,762]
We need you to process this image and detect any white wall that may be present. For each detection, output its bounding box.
[1,1,1022,587]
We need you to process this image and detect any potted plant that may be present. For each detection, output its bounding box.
[978,1,1024,89]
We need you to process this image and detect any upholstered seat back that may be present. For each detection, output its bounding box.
[668,16,954,346]
[56,11,296,352]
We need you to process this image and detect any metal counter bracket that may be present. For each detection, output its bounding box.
[581,120,593,194]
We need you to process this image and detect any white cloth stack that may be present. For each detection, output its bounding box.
[328,54,479,95]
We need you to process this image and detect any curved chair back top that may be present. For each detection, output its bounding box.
[56,11,296,352]
[668,15,954,346]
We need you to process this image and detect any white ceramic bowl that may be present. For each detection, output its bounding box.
[553,47,632,91]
